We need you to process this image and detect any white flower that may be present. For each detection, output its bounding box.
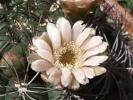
[29,17,108,90]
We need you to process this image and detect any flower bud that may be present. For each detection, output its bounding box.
[60,0,101,20]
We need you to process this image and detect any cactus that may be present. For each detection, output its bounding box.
[0,0,132,100]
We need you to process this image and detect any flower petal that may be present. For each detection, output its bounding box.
[41,71,61,85]
[46,67,61,77]
[40,32,52,47]
[61,68,72,87]
[46,67,57,76]
[31,59,53,72]
[32,37,52,52]
[69,78,80,90]
[75,28,95,47]
[47,67,62,85]
[83,56,108,66]
[72,20,86,41]
[41,73,49,82]
[72,69,89,85]
[82,42,108,61]
[92,66,106,76]
[82,67,95,79]
[37,49,54,63]
[27,53,41,64]
[82,36,103,50]
[56,17,72,43]
[47,23,61,49]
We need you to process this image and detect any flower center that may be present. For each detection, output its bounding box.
[59,49,75,65]
[54,41,84,69]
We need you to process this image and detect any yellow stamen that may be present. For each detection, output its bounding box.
[54,41,85,70]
